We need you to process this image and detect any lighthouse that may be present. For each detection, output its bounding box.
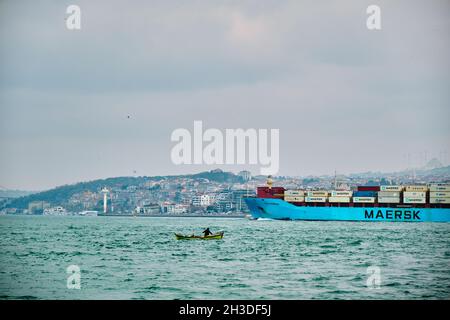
[101,188,109,214]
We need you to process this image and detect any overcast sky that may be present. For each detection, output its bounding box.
[1,0,449,191]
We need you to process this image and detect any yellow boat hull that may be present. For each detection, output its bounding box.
[175,232,224,240]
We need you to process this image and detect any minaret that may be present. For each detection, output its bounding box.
[101,188,109,214]
[334,170,337,189]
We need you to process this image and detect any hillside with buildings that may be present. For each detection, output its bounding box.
[1,170,253,216]
[1,165,449,216]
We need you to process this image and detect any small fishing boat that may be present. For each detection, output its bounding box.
[175,231,224,240]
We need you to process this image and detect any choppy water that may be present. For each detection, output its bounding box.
[0,215,449,299]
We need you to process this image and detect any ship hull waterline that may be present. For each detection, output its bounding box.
[244,198,450,222]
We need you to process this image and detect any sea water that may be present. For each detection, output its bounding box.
[0,215,449,299]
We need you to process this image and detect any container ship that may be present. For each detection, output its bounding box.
[244,179,450,222]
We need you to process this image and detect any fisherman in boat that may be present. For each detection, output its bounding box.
[202,228,212,237]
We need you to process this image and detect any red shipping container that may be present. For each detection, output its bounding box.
[257,186,285,198]
[357,186,380,191]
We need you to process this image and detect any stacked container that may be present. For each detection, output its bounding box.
[353,191,376,197]
[328,190,352,203]
[429,184,450,204]
[353,189,377,203]
[403,191,426,204]
[306,191,328,197]
[305,191,328,203]
[378,186,402,204]
[357,186,380,192]
[305,196,327,203]
[405,185,429,192]
[380,185,403,192]
[284,190,305,203]
[353,197,375,203]
[257,187,285,198]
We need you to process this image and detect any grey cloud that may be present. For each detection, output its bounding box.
[0,0,449,189]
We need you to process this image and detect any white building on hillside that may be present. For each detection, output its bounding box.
[192,194,212,207]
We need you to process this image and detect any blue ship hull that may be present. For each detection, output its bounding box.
[244,198,450,222]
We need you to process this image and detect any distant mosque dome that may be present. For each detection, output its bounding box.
[423,158,443,170]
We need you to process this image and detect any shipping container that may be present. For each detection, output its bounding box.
[353,197,375,203]
[257,190,270,197]
[430,197,450,204]
[305,196,327,203]
[353,191,377,197]
[257,186,285,198]
[330,191,353,197]
[357,186,380,191]
[284,190,304,196]
[378,191,400,198]
[380,185,403,191]
[403,191,426,198]
[306,191,328,197]
[403,197,426,204]
[257,187,285,192]
[284,196,305,202]
[429,185,450,192]
[405,185,428,192]
[377,197,400,204]
[328,196,351,203]
[429,191,450,198]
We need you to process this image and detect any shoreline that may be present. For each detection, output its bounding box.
[0,214,247,218]
[97,214,246,218]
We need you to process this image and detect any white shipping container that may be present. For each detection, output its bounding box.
[429,186,450,192]
[430,197,450,204]
[331,191,352,197]
[405,185,428,192]
[403,197,426,204]
[306,191,328,197]
[353,197,375,203]
[403,191,426,198]
[284,190,304,196]
[378,197,400,204]
[429,191,450,198]
[380,185,403,191]
[305,196,327,203]
[284,196,305,202]
[378,191,400,197]
[328,196,351,203]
